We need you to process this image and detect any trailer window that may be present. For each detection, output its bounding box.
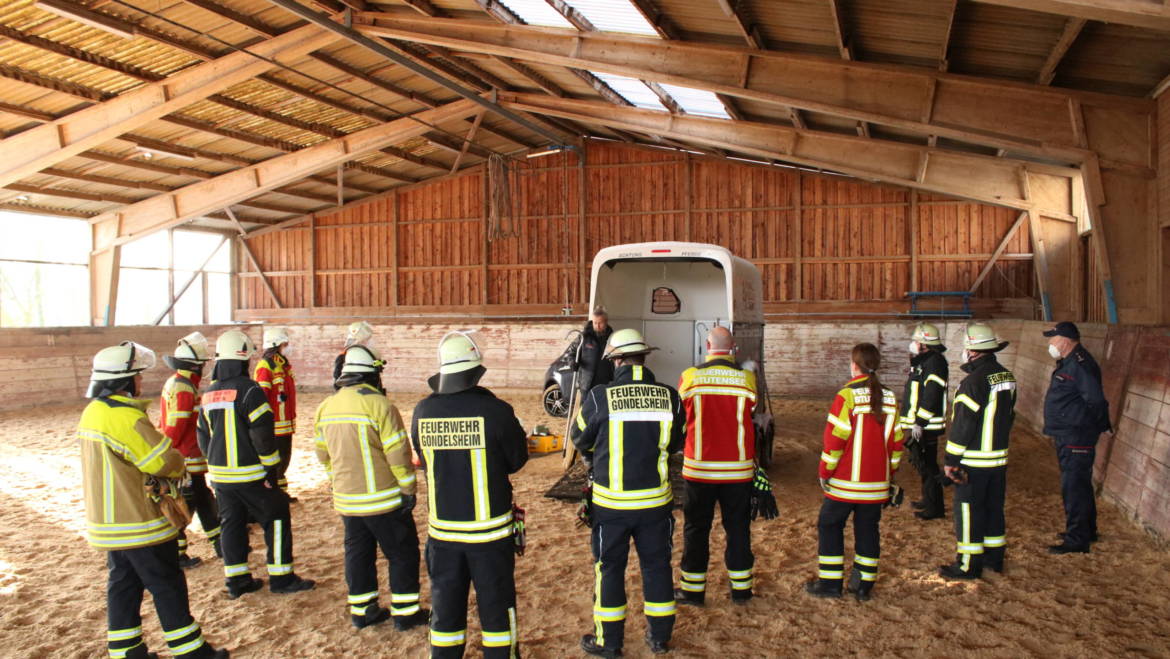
[651,287,681,314]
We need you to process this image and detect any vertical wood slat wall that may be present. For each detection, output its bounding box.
[235,140,1034,313]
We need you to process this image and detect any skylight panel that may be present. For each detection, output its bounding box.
[591,72,668,111]
[657,83,732,119]
[496,0,576,28]
[564,0,660,36]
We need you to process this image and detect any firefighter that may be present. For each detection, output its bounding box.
[571,328,686,657]
[674,327,777,608]
[253,327,297,496]
[314,344,429,630]
[159,331,221,567]
[411,331,528,658]
[198,329,315,598]
[939,323,1016,580]
[806,343,904,602]
[1042,321,1111,554]
[334,321,375,387]
[80,341,228,658]
[900,323,949,521]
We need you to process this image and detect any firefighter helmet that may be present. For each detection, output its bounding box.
[91,341,156,381]
[963,323,1007,352]
[174,331,211,363]
[911,322,943,346]
[215,329,256,361]
[262,326,290,350]
[437,331,484,374]
[346,321,374,348]
[604,328,657,360]
[341,345,385,374]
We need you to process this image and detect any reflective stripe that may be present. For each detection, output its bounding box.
[383,429,407,450]
[249,402,273,422]
[348,591,378,604]
[679,582,706,592]
[163,622,200,642]
[430,510,512,531]
[727,569,752,579]
[390,603,420,616]
[169,636,206,656]
[258,451,280,467]
[609,411,673,422]
[826,414,852,433]
[482,630,514,647]
[109,642,144,659]
[207,464,267,484]
[430,629,467,647]
[644,601,677,617]
[984,535,1007,548]
[224,563,249,577]
[945,441,967,456]
[391,592,420,603]
[818,570,844,579]
[593,605,627,622]
[954,394,980,412]
[957,543,984,554]
[828,478,888,491]
[107,627,142,641]
[428,524,514,543]
[818,555,845,565]
[854,555,879,567]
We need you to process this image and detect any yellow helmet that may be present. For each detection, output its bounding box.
[91,341,156,381]
[174,331,211,362]
[262,326,290,350]
[963,323,1006,352]
[215,329,256,361]
[437,331,484,375]
[341,345,385,374]
[346,321,374,347]
[604,328,656,360]
[911,323,943,346]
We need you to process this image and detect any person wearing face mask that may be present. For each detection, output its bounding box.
[899,323,949,521]
[1042,322,1111,555]
[159,331,221,567]
[254,327,297,496]
[939,324,1015,580]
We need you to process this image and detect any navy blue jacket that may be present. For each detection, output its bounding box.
[1042,344,1111,439]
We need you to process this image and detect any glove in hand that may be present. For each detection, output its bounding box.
[750,467,779,521]
[401,494,417,514]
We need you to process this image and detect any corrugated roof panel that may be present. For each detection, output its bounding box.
[657,83,729,119]
[496,0,575,28]
[565,0,659,35]
[591,72,667,111]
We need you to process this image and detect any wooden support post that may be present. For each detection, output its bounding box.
[683,152,692,241]
[167,228,175,325]
[1080,161,1119,323]
[337,164,345,206]
[201,271,209,324]
[308,213,317,308]
[391,190,399,307]
[578,142,588,310]
[224,207,284,309]
[970,211,1028,293]
[909,190,919,292]
[454,111,485,174]
[1027,210,1054,321]
[793,171,803,300]
[152,235,228,325]
[481,165,489,305]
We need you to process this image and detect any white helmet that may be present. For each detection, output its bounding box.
[341,345,385,374]
[262,326,290,350]
[963,323,1006,352]
[346,321,374,348]
[911,323,943,346]
[91,341,156,381]
[438,331,484,375]
[604,328,656,360]
[174,331,211,362]
[215,329,256,361]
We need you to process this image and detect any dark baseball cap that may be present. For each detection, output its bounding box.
[1043,321,1080,340]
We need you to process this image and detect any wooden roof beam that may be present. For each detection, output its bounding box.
[1037,18,1086,85]
[627,0,680,39]
[826,0,853,60]
[969,0,1170,32]
[938,0,958,71]
[0,21,336,188]
[90,99,477,252]
[354,16,1152,163]
[715,0,764,49]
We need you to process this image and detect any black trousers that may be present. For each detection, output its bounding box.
[426,536,518,659]
[590,507,676,652]
[106,539,212,658]
[815,498,882,591]
[276,435,293,491]
[679,479,753,598]
[214,481,295,588]
[178,472,220,556]
[916,434,945,516]
[1055,439,1097,548]
[343,509,421,619]
[951,466,1007,575]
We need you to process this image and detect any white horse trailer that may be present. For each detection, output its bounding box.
[588,242,775,465]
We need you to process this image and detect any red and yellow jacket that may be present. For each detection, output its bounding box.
[159,369,206,473]
[678,354,758,483]
[819,376,904,503]
[254,352,296,436]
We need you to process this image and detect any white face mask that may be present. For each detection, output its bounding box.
[908,341,920,355]
[964,350,978,363]
[1048,344,1062,360]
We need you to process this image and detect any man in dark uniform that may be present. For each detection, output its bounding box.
[573,307,615,395]
[1043,321,1111,555]
[899,323,949,521]
[411,331,528,658]
[572,329,686,657]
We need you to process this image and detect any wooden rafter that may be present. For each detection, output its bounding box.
[1037,18,1087,85]
[938,0,958,71]
[715,0,764,49]
[970,211,1029,292]
[826,0,853,60]
[969,0,1170,32]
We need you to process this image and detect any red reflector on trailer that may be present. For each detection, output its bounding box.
[650,249,671,253]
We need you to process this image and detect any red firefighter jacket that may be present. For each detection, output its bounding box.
[678,354,758,483]
[819,375,905,503]
[254,352,297,436]
[159,369,206,473]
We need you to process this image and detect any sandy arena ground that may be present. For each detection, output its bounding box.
[1,390,1169,658]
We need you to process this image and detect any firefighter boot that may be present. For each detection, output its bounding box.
[673,588,704,608]
[581,634,622,658]
[270,573,316,594]
[226,576,264,599]
[392,607,429,631]
[938,562,981,581]
[211,535,223,559]
[178,554,203,569]
[645,631,670,655]
[804,578,842,599]
[352,604,391,630]
[845,568,873,602]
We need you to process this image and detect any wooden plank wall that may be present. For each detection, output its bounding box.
[236,140,1035,316]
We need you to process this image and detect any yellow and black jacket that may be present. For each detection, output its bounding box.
[314,384,417,516]
[946,355,1017,469]
[899,348,949,433]
[571,364,686,512]
[196,373,278,488]
[79,395,187,550]
[411,386,528,543]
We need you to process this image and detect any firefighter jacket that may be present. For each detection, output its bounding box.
[159,369,207,473]
[196,374,278,488]
[571,364,686,511]
[946,355,1017,470]
[678,354,758,483]
[79,395,187,550]
[820,376,905,503]
[314,384,417,516]
[411,386,528,543]
[1043,344,1111,439]
[900,348,948,433]
[254,352,297,436]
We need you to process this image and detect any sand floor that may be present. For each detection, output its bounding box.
[1,391,1169,658]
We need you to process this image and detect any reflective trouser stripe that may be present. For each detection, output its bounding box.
[430,629,466,647]
[818,554,844,580]
[984,535,1006,548]
[679,570,706,592]
[854,554,879,582]
[728,568,753,590]
[644,600,677,617]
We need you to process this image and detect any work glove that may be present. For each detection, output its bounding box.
[819,477,830,494]
[750,467,779,521]
[576,479,594,529]
[145,476,192,530]
[910,425,924,441]
[943,465,968,485]
[512,504,527,556]
[401,494,417,514]
[264,469,280,489]
[883,483,904,509]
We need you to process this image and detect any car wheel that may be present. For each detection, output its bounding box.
[543,382,568,417]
